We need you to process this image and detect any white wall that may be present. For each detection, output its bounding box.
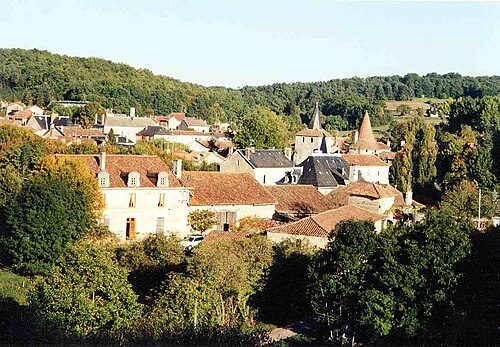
[163,133,212,145]
[346,165,390,185]
[104,126,145,143]
[348,196,394,214]
[254,167,293,185]
[102,188,191,240]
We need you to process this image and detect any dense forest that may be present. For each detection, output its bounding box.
[1,48,500,130]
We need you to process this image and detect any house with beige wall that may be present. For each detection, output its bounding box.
[181,171,277,231]
[220,148,298,185]
[266,205,388,249]
[56,153,191,240]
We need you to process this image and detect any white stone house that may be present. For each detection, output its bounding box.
[103,112,157,143]
[220,148,298,186]
[56,153,191,240]
[178,117,210,133]
[341,154,390,185]
[182,171,277,231]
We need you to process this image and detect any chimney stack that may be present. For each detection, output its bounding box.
[173,159,182,179]
[100,152,106,171]
[386,139,391,148]
[130,107,136,119]
[353,130,359,144]
[245,147,254,159]
[284,147,293,160]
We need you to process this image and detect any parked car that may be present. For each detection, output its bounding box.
[180,234,204,250]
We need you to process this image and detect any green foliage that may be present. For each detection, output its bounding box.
[234,106,290,149]
[253,239,315,324]
[29,241,142,343]
[396,104,412,116]
[0,158,103,274]
[187,209,217,233]
[310,212,472,343]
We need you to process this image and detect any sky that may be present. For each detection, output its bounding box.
[0,0,499,88]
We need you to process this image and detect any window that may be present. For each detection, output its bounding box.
[156,217,164,235]
[130,177,137,186]
[310,137,313,143]
[100,177,107,186]
[158,193,165,207]
[263,175,266,184]
[126,218,136,240]
[302,137,305,142]
[129,193,136,208]
[160,176,166,186]
[217,211,237,231]
[127,172,140,187]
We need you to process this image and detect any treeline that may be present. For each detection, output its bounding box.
[2,48,500,130]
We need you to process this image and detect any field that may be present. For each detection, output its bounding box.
[384,97,447,111]
[0,269,31,305]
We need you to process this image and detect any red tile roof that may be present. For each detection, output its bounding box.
[377,141,391,151]
[351,112,379,151]
[265,185,333,214]
[296,128,332,137]
[170,130,211,136]
[327,182,406,207]
[267,205,386,238]
[379,151,396,160]
[54,154,182,188]
[202,231,248,243]
[342,154,390,167]
[167,112,186,121]
[182,171,277,206]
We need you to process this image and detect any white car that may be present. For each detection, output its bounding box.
[180,235,204,250]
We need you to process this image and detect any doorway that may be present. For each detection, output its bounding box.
[126,218,136,240]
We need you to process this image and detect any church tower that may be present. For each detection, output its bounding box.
[294,102,335,165]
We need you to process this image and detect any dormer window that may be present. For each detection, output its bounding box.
[127,171,140,187]
[98,171,110,188]
[157,172,169,187]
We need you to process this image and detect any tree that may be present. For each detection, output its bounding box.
[107,128,117,145]
[29,241,142,343]
[439,180,498,219]
[396,104,412,116]
[233,106,289,149]
[0,157,103,274]
[187,209,217,234]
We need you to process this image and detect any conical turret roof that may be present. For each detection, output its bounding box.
[351,111,379,151]
[308,102,322,130]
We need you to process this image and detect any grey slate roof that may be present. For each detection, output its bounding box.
[31,115,50,130]
[137,125,170,137]
[238,149,294,168]
[53,117,73,127]
[298,155,349,188]
[104,115,156,128]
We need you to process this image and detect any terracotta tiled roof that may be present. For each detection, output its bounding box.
[377,141,391,151]
[351,112,379,151]
[54,154,182,188]
[379,151,396,160]
[182,171,277,206]
[14,109,32,119]
[169,130,212,136]
[267,205,386,238]
[266,185,333,214]
[327,182,406,207]
[342,154,390,167]
[296,128,332,137]
[167,112,186,121]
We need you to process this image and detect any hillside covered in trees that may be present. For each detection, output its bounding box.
[1,48,500,130]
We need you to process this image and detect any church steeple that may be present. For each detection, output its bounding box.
[308,102,322,130]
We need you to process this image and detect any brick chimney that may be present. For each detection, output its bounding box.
[284,147,293,160]
[245,147,254,159]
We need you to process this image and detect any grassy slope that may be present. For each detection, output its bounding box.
[0,269,31,305]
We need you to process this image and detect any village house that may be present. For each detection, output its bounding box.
[178,117,210,133]
[294,103,337,165]
[4,101,25,115]
[266,205,388,248]
[181,171,277,231]
[341,154,390,185]
[136,125,171,141]
[349,111,395,159]
[326,181,417,215]
[160,130,213,151]
[220,148,299,185]
[265,184,333,221]
[103,108,156,143]
[153,112,186,129]
[28,105,44,115]
[56,153,191,240]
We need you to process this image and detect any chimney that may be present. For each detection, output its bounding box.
[284,147,293,160]
[94,113,97,125]
[100,152,106,171]
[353,130,359,144]
[405,190,413,206]
[245,147,254,159]
[386,139,391,148]
[228,146,234,156]
[130,107,136,119]
[173,159,182,179]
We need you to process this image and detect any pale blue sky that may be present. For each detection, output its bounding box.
[1,0,499,87]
